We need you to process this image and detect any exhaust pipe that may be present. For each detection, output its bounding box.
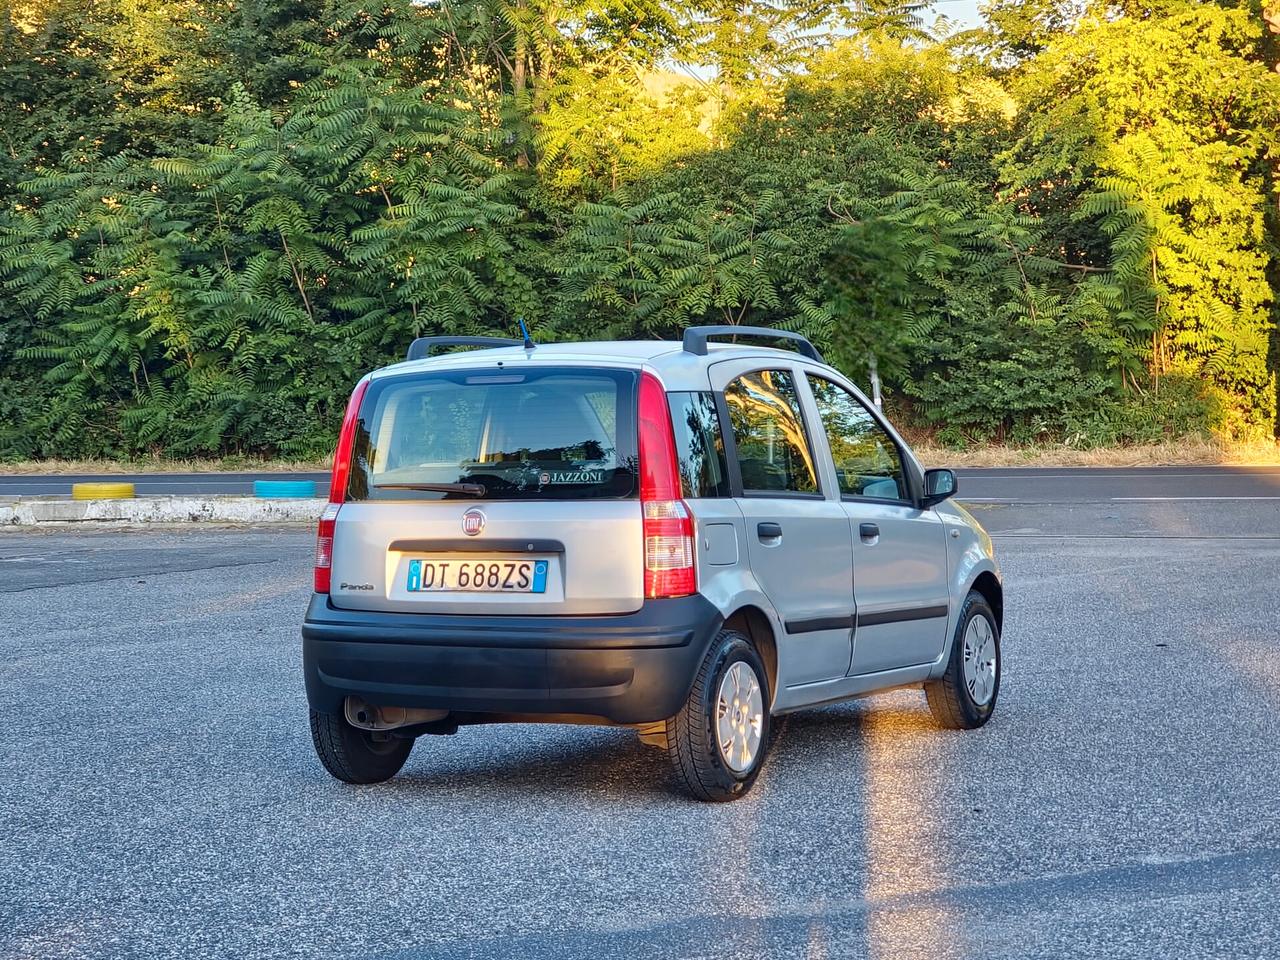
[344,697,448,732]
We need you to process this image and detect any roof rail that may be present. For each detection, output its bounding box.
[406,336,521,361]
[682,325,823,362]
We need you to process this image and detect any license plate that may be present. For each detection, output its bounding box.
[406,558,549,593]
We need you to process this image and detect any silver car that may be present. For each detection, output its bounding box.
[302,326,1003,801]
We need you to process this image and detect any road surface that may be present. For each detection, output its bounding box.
[3,499,1280,958]
[3,465,1280,502]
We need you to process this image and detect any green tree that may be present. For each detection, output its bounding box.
[1007,0,1280,436]
[1,0,1278,458]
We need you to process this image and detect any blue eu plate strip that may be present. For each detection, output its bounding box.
[406,559,422,592]
[532,560,548,594]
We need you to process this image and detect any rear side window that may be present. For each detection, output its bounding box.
[347,367,638,501]
[723,369,818,494]
[668,391,729,498]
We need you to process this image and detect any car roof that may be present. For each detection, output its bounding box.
[370,339,827,381]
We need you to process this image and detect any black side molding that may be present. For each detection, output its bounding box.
[785,604,950,634]
[857,604,949,627]
[785,615,855,634]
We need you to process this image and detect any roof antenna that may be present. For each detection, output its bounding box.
[518,317,535,351]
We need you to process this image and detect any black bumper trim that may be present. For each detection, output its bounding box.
[301,594,710,649]
[302,593,723,724]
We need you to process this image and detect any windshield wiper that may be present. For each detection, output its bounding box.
[374,482,486,496]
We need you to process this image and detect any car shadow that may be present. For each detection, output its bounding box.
[363,694,943,803]
[363,698,968,960]
[383,724,678,801]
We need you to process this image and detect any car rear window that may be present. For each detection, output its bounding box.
[347,366,638,501]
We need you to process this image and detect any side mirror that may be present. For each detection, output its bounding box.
[921,468,957,508]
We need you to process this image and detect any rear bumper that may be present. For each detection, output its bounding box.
[301,594,723,725]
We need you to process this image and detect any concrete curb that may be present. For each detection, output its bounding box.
[0,496,326,526]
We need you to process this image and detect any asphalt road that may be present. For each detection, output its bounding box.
[3,502,1280,959]
[4,465,1280,502]
[955,465,1280,503]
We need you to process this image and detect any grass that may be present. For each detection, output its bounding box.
[907,436,1280,468]
[3,437,1280,474]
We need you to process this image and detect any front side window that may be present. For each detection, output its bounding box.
[347,367,637,501]
[723,369,818,494]
[808,376,908,501]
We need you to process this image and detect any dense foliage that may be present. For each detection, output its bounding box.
[1,0,1278,458]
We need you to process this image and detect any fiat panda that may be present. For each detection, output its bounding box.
[302,326,1003,801]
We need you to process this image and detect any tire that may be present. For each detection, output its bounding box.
[309,709,414,784]
[665,629,771,802]
[925,590,1001,730]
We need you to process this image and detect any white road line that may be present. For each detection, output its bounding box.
[962,495,1280,504]
[0,556,90,563]
[1111,496,1280,501]
[961,472,1280,480]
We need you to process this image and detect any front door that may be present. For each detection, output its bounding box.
[712,362,855,686]
[804,374,950,675]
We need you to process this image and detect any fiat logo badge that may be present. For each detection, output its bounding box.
[462,508,486,537]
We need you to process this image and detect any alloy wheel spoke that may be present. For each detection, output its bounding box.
[960,616,997,706]
[716,660,764,774]
[717,700,735,747]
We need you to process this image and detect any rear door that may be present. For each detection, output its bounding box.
[328,364,645,616]
[709,360,855,686]
[803,373,950,674]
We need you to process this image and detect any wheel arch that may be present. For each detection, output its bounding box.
[723,604,778,708]
[969,570,1004,632]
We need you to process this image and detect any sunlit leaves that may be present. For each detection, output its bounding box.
[0,0,1276,457]
[1006,0,1280,437]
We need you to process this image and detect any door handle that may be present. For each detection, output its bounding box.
[757,522,783,542]
[859,522,880,543]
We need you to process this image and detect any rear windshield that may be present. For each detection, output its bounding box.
[347,366,638,501]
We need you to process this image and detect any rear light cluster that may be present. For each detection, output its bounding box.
[315,378,370,594]
[637,372,696,599]
[314,503,340,593]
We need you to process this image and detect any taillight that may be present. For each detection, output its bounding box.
[328,378,370,507]
[638,372,696,598]
[315,378,369,594]
[314,503,340,593]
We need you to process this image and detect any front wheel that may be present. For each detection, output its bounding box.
[925,590,1001,730]
[309,709,414,784]
[665,629,771,802]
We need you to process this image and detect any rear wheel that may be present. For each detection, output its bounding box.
[665,629,771,802]
[925,590,1000,730]
[309,709,414,784]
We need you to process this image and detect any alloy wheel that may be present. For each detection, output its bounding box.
[716,661,764,773]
